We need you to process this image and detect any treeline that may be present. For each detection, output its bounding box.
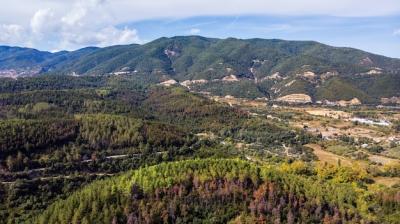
[142,87,247,131]
[0,144,239,223]
[0,89,145,119]
[0,113,193,158]
[0,77,261,134]
[220,118,315,146]
[34,159,400,224]
[0,75,106,93]
[78,114,190,150]
[0,119,78,155]
[77,114,144,149]
[0,175,101,223]
[0,89,100,107]
[0,83,252,176]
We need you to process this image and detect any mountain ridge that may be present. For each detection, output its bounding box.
[1,36,399,104]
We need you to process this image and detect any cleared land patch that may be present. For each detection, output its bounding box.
[305,143,354,167]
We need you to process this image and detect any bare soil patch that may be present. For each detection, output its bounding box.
[373,177,400,187]
[305,144,354,167]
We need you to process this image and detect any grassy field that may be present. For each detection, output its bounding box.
[305,143,356,167]
[373,177,400,187]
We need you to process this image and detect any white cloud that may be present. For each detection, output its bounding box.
[30,9,58,36]
[58,26,139,50]
[23,0,141,50]
[0,24,26,45]
[95,27,140,46]
[107,0,400,20]
[61,7,87,27]
[394,29,400,36]
[1,0,400,24]
[0,0,399,50]
[61,0,107,27]
[189,28,200,34]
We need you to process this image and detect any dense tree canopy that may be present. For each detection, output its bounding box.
[35,159,400,224]
[0,75,398,224]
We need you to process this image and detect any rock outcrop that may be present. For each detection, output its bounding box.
[180,79,208,88]
[336,98,362,106]
[222,75,239,82]
[381,96,400,104]
[159,79,178,86]
[276,94,312,104]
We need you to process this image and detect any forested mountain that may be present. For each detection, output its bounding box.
[0,46,53,69]
[0,74,317,222]
[1,36,400,223]
[0,46,99,76]
[0,73,399,223]
[1,36,400,103]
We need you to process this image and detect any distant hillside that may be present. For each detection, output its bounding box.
[1,36,400,104]
[0,46,99,77]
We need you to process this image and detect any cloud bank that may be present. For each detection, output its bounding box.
[0,0,399,51]
[0,24,25,46]
[0,0,140,51]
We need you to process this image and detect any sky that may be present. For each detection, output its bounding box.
[0,0,399,58]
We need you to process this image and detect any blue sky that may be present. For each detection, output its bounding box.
[0,0,399,58]
[126,15,400,58]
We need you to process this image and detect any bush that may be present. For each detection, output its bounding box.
[366,145,384,153]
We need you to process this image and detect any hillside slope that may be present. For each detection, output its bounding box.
[1,36,400,103]
[34,159,399,223]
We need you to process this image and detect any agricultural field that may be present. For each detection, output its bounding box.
[205,95,400,186]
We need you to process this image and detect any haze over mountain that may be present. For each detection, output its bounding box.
[1,36,399,104]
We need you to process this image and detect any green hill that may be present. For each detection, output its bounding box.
[45,36,400,78]
[1,36,400,103]
[34,159,399,223]
[0,68,399,223]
